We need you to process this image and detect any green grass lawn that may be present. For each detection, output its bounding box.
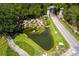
[0,36,19,56]
[0,42,7,56]
[47,17,69,49]
[7,46,19,56]
[60,20,79,41]
[13,34,45,56]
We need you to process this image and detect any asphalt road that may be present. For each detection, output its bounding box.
[50,13,79,56]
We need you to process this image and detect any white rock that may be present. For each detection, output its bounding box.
[55,31,58,34]
[42,53,48,56]
[72,50,76,54]
[56,46,59,50]
[32,30,35,32]
[74,29,77,33]
[59,42,64,46]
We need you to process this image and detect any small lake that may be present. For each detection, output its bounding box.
[27,29,54,50]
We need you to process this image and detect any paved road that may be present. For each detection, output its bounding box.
[50,13,79,56]
[7,36,29,56]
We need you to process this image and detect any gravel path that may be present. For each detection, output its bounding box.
[50,13,79,56]
[6,36,29,56]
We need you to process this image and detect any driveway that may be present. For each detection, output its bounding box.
[7,36,29,56]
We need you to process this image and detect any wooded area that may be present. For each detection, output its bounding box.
[0,3,79,36]
[0,4,50,35]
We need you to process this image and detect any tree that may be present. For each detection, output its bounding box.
[53,3,67,15]
[0,3,50,36]
[63,4,79,25]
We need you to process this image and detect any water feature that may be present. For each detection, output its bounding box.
[27,29,54,50]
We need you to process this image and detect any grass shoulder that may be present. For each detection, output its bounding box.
[60,19,79,41]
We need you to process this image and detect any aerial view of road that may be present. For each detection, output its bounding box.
[0,3,79,56]
[50,13,79,56]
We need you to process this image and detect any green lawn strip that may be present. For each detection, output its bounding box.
[0,36,19,56]
[0,43,7,56]
[15,41,35,56]
[7,46,19,56]
[47,17,69,49]
[60,20,79,41]
[47,17,58,46]
[13,34,45,56]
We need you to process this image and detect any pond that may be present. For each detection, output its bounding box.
[27,29,54,50]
